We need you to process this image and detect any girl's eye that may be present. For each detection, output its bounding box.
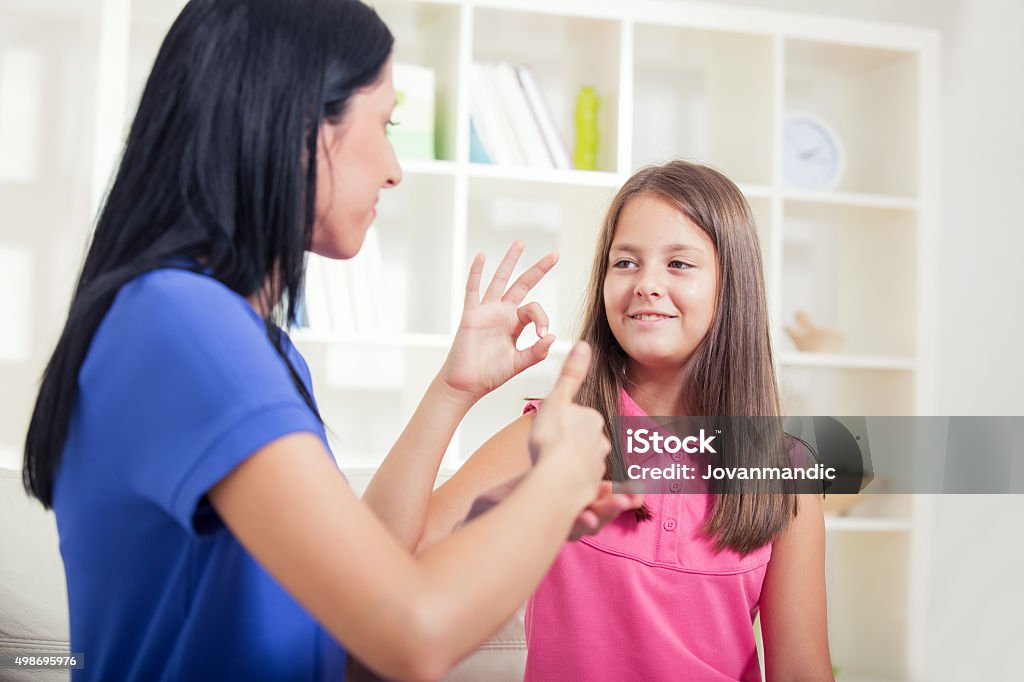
[612,259,637,269]
[668,259,692,269]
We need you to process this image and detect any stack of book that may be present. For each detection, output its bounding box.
[470,62,572,170]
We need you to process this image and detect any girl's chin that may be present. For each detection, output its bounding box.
[626,349,691,372]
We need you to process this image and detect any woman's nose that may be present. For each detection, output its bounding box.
[383,139,403,188]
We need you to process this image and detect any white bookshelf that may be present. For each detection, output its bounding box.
[0,0,939,679]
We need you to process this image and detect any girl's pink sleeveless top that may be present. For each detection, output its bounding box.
[522,391,770,681]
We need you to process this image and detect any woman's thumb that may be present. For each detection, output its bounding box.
[548,341,592,403]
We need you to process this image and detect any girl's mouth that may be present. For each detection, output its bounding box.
[628,313,677,324]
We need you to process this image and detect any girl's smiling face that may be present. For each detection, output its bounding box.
[604,193,719,372]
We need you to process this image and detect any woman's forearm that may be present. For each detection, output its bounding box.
[209,431,596,682]
[406,455,587,675]
[360,374,477,549]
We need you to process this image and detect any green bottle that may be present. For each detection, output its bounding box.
[573,86,599,171]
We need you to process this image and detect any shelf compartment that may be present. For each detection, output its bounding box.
[781,366,914,416]
[470,7,621,173]
[785,39,918,198]
[375,0,462,161]
[297,173,456,339]
[821,494,915,529]
[633,25,774,187]
[373,172,456,335]
[780,202,917,358]
[300,344,451,468]
[825,532,910,680]
[466,176,615,342]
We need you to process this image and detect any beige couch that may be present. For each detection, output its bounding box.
[0,466,525,681]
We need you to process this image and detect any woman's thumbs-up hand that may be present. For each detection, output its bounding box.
[528,342,612,509]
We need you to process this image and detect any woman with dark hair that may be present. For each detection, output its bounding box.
[22,1,635,679]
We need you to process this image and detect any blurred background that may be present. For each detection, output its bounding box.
[1,0,1021,680]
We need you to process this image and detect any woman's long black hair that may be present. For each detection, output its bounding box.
[23,0,394,507]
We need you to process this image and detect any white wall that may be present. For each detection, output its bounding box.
[935,0,1024,416]
[921,3,1024,679]
[697,1,1024,678]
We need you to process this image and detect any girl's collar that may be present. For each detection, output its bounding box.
[618,388,649,418]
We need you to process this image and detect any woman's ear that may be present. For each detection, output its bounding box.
[315,120,339,182]
[319,118,339,149]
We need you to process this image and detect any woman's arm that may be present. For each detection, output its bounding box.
[361,243,557,550]
[759,493,834,681]
[210,343,608,682]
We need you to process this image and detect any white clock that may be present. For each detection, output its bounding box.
[783,113,845,191]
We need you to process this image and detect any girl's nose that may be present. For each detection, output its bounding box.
[635,276,662,299]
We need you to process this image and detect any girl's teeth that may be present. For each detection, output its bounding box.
[636,314,669,321]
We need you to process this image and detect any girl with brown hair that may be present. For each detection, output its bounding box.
[418,160,834,680]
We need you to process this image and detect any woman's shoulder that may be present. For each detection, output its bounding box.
[120,267,253,320]
[86,268,268,379]
[80,265,308,406]
[102,267,269,350]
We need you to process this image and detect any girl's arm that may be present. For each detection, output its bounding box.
[416,412,643,553]
[360,243,557,550]
[210,344,608,681]
[417,413,535,551]
[759,493,835,681]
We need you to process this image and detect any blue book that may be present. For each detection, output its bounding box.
[469,119,493,165]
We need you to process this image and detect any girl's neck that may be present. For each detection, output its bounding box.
[625,362,690,416]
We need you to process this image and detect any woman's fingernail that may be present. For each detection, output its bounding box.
[539,327,548,337]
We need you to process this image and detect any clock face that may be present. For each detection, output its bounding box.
[783,116,843,191]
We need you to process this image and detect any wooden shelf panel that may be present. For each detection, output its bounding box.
[825,517,913,532]
[780,352,916,371]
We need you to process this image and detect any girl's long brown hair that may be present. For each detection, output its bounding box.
[576,160,795,554]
